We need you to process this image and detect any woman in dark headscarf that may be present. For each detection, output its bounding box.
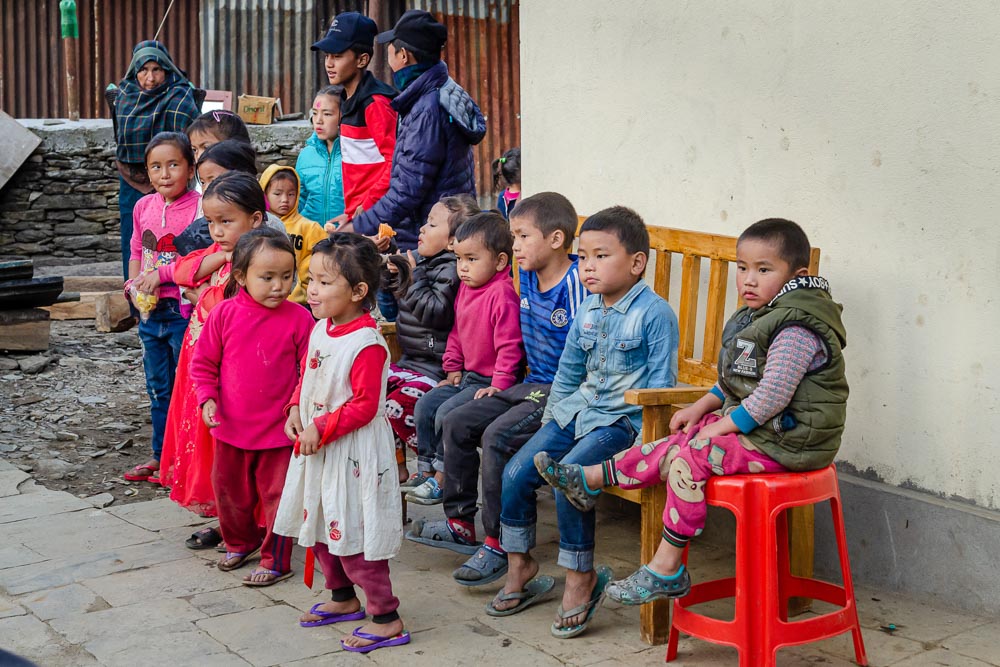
[115,40,200,279]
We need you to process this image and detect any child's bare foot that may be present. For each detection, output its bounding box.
[492,553,539,612]
[556,568,597,629]
[298,599,361,624]
[341,618,405,649]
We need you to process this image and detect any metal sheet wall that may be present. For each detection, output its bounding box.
[0,0,201,118]
[411,0,520,202]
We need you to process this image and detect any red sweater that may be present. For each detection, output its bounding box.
[190,289,314,449]
[339,72,397,218]
[442,271,525,391]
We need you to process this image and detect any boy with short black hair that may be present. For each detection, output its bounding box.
[404,212,525,505]
[311,11,397,223]
[488,207,679,639]
[403,193,587,588]
[538,218,848,611]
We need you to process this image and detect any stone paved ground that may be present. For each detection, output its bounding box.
[1,456,998,667]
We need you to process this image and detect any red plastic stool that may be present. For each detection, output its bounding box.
[666,464,867,666]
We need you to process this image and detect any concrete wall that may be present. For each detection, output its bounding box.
[520,1,1000,510]
[0,120,313,267]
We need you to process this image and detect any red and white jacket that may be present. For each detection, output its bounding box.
[339,71,398,219]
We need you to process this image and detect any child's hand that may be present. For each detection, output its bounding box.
[475,386,501,400]
[689,415,737,443]
[326,214,350,233]
[405,250,417,269]
[201,400,220,428]
[297,423,321,457]
[669,405,704,434]
[183,284,206,304]
[370,234,391,252]
[133,270,160,294]
[223,251,233,263]
[284,407,303,441]
[437,371,462,387]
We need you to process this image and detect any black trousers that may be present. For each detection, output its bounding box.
[442,382,550,539]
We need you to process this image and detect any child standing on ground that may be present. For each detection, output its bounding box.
[122,132,200,483]
[296,86,345,228]
[490,207,678,639]
[405,193,587,585]
[259,165,326,305]
[158,173,266,548]
[493,148,521,219]
[190,228,314,585]
[537,218,848,608]
[273,234,410,654]
[403,213,525,505]
[385,194,478,482]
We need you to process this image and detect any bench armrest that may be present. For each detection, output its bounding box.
[379,321,397,336]
[624,387,711,406]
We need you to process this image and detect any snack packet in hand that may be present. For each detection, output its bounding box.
[129,284,159,321]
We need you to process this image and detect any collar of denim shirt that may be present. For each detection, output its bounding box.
[586,279,650,314]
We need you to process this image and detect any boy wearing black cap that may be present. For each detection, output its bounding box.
[338,9,486,255]
[312,12,398,226]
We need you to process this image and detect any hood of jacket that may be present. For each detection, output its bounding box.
[342,70,398,119]
[259,164,305,226]
[391,62,486,145]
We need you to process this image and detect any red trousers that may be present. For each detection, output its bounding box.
[212,441,293,572]
[312,543,399,617]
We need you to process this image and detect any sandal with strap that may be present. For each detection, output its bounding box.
[405,518,480,555]
[550,565,614,639]
[534,451,600,513]
[242,567,294,587]
[123,461,159,482]
[453,545,508,587]
[185,527,223,550]
[605,564,691,605]
[217,547,260,572]
[484,575,556,617]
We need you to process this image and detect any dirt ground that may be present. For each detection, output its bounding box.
[0,318,168,507]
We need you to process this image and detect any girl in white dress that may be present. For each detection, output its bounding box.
[273,233,412,654]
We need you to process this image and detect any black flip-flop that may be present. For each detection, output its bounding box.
[185,527,223,550]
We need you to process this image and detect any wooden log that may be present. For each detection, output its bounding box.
[0,308,51,352]
[44,292,101,321]
[62,276,124,293]
[95,292,134,333]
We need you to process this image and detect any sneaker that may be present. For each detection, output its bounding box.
[405,477,443,505]
[400,473,431,490]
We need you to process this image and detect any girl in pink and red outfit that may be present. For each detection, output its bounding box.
[190,226,314,585]
[273,233,411,654]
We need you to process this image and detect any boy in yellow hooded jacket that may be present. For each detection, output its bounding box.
[259,165,327,305]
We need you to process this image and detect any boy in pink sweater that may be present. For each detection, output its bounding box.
[405,213,525,505]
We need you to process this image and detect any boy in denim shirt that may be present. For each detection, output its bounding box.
[488,207,679,639]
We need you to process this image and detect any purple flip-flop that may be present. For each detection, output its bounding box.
[299,603,366,628]
[340,627,412,653]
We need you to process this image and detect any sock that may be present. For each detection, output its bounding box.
[484,536,505,554]
[447,518,476,544]
[662,525,691,549]
[601,459,619,487]
[644,563,685,581]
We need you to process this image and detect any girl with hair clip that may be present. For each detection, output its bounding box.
[190,227,314,586]
[185,109,252,163]
[273,234,412,653]
[159,173,265,550]
[493,147,521,219]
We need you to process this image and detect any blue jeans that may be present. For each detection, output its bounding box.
[500,417,635,571]
[138,299,188,459]
[413,371,491,474]
[375,288,398,322]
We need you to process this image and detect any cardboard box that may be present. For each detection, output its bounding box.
[236,95,284,125]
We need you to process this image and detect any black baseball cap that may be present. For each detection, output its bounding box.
[312,12,378,53]
[376,10,447,54]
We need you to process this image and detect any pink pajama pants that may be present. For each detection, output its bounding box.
[612,414,786,545]
[312,543,400,619]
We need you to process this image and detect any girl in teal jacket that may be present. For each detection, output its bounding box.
[295,86,346,226]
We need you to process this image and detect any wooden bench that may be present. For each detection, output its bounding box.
[379,223,821,645]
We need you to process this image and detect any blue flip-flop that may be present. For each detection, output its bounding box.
[299,603,366,628]
[551,565,614,639]
[341,627,411,653]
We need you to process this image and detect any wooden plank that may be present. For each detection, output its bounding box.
[653,250,671,301]
[95,291,133,332]
[62,276,123,293]
[0,308,50,351]
[677,254,701,361]
[44,291,102,320]
[701,259,729,367]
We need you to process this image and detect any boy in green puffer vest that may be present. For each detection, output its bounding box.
[534,218,848,606]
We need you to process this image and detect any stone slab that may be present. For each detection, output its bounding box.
[197,604,344,667]
[82,556,242,607]
[0,613,99,666]
[20,583,109,620]
[81,620,243,667]
[0,544,47,570]
[49,597,206,644]
[364,625,564,667]
[186,587,276,618]
[0,506,155,559]
[0,490,91,523]
[0,592,26,619]
[0,539,191,594]
[0,469,30,497]
[889,647,997,666]
[107,498,208,531]
[941,621,1000,665]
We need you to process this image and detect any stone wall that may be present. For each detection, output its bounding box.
[0,119,313,267]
